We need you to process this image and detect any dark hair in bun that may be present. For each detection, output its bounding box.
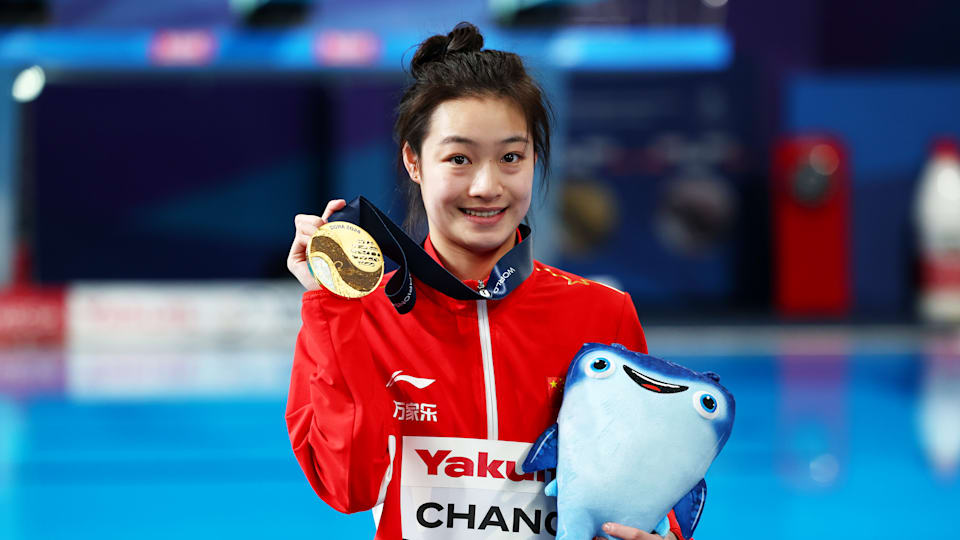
[409,22,485,78]
[394,21,552,236]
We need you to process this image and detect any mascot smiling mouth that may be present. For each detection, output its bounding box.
[623,365,689,394]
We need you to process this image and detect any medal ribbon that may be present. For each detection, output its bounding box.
[329,196,534,314]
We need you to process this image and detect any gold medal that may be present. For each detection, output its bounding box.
[307,221,384,298]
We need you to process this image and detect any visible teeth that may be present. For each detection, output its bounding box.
[463,209,502,217]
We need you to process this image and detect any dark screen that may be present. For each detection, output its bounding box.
[27,75,332,281]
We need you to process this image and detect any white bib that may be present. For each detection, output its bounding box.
[399,436,557,539]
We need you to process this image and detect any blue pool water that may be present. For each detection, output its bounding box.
[2,342,959,539]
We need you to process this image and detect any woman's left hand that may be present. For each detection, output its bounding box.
[593,522,678,540]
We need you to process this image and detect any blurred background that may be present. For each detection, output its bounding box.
[1,0,959,538]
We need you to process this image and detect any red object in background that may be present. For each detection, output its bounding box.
[772,136,852,316]
[314,30,381,66]
[0,287,65,346]
[0,242,65,346]
[149,30,218,66]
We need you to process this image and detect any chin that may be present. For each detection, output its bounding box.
[459,230,516,254]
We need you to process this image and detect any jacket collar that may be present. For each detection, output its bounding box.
[417,226,533,306]
[422,229,524,284]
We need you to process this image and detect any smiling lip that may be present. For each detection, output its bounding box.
[461,207,507,224]
[623,365,688,394]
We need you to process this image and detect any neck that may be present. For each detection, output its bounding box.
[431,234,517,282]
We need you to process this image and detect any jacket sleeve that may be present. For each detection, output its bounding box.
[614,292,649,354]
[285,289,399,514]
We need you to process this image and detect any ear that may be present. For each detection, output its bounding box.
[402,142,421,184]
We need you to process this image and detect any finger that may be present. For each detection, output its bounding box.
[287,232,313,262]
[297,222,323,237]
[294,218,324,241]
[602,522,662,540]
[320,199,346,221]
[294,213,323,224]
[294,213,324,232]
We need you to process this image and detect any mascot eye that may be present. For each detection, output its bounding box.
[584,357,615,379]
[693,391,720,419]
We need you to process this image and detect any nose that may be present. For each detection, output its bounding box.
[467,162,503,200]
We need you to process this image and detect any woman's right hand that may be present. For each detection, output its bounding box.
[287,199,347,290]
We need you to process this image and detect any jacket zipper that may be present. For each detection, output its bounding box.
[476,280,498,440]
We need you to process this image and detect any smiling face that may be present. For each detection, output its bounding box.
[404,96,535,263]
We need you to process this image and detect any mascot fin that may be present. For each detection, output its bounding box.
[672,478,707,539]
[521,423,558,473]
[545,478,558,497]
[653,515,670,537]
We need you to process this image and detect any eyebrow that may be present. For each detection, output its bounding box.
[439,135,529,146]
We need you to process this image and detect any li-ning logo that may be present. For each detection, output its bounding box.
[387,370,435,389]
[491,266,516,295]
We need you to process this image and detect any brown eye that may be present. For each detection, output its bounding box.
[503,152,520,163]
[450,155,468,165]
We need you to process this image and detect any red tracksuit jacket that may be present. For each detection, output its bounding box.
[286,236,685,539]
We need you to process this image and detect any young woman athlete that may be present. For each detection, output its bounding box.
[285,22,685,540]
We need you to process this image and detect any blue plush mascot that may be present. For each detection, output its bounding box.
[521,343,735,539]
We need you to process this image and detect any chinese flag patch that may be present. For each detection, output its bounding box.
[546,376,564,407]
